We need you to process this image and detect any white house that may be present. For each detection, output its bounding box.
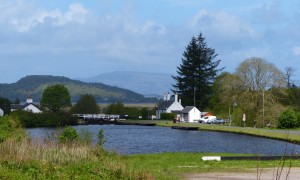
[0,108,3,117]
[156,93,184,119]
[179,106,201,123]
[11,97,42,113]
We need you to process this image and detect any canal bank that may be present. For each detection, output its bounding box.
[123,120,300,144]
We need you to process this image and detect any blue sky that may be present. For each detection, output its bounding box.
[1,0,300,84]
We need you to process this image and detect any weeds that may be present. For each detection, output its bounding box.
[0,118,153,179]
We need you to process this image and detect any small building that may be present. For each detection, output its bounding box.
[11,97,42,113]
[179,106,201,123]
[156,93,184,119]
[0,108,3,117]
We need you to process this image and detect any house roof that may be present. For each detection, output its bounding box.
[11,103,40,110]
[181,106,196,113]
[157,100,175,110]
[11,104,25,110]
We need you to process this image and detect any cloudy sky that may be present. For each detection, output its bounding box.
[0,0,300,84]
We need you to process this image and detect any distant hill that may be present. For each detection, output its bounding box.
[0,75,148,103]
[81,71,174,96]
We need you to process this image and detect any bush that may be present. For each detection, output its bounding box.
[98,129,106,146]
[58,127,79,144]
[11,111,78,127]
[160,113,176,120]
[0,116,26,142]
[278,109,299,129]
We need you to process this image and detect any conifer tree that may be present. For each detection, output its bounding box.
[172,33,222,110]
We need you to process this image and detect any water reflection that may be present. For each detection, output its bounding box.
[27,125,300,155]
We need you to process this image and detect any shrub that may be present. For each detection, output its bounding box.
[160,113,176,120]
[78,128,92,145]
[0,116,26,142]
[58,127,79,144]
[11,111,78,127]
[278,109,298,129]
[98,129,106,146]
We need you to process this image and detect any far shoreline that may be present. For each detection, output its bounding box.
[123,119,300,144]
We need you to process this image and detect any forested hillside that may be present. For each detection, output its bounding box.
[0,75,148,103]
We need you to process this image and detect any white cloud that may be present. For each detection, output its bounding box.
[188,9,257,39]
[292,47,300,56]
[8,3,88,32]
[53,3,88,26]
[251,2,286,24]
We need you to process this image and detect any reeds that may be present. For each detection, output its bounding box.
[0,138,96,165]
[0,137,153,179]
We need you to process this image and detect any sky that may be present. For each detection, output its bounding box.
[0,0,300,84]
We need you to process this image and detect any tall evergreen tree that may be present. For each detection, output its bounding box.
[172,33,222,110]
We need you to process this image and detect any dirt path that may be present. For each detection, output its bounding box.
[185,168,300,180]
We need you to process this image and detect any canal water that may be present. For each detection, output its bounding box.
[27,125,300,155]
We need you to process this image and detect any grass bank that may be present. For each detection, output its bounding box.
[2,116,300,179]
[126,120,300,144]
[123,152,300,179]
[0,116,153,179]
[0,139,154,179]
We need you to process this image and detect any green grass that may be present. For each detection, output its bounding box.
[0,139,153,179]
[128,120,300,144]
[2,117,300,179]
[123,152,300,179]
[0,116,153,179]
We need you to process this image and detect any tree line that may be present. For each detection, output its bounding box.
[172,32,300,128]
[0,84,156,127]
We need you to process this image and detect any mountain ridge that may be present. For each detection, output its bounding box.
[0,75,149,103]
[80,71,174,96]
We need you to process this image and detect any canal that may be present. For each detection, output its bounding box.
[27,125,300,155]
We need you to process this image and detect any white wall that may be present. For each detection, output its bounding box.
[0,108,3,116]
[181,107,201,122]
[24,104,42,113]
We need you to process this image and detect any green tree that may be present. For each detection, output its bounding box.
[40,84,71,113]
[58,127,79,144]
[172,32,222,110]
[0,97,11,115]
[278,109,298,129]
[141,107,148,119]
[285,86,300,111]
[71,94,100,114]
[106,102,126,115]
[235,57,286,127]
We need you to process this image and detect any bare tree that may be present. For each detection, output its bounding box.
[235,57,286,127]
[285,67,296,89]
[236,57,285,91]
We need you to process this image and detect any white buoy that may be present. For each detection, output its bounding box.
[201,156,221,161]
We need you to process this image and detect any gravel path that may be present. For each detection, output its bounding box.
[185,168,300,180]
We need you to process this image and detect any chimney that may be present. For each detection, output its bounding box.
[26,97,33,104]
[163,93,166,101]
[167,92,170,100]
[175,93,178,102]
